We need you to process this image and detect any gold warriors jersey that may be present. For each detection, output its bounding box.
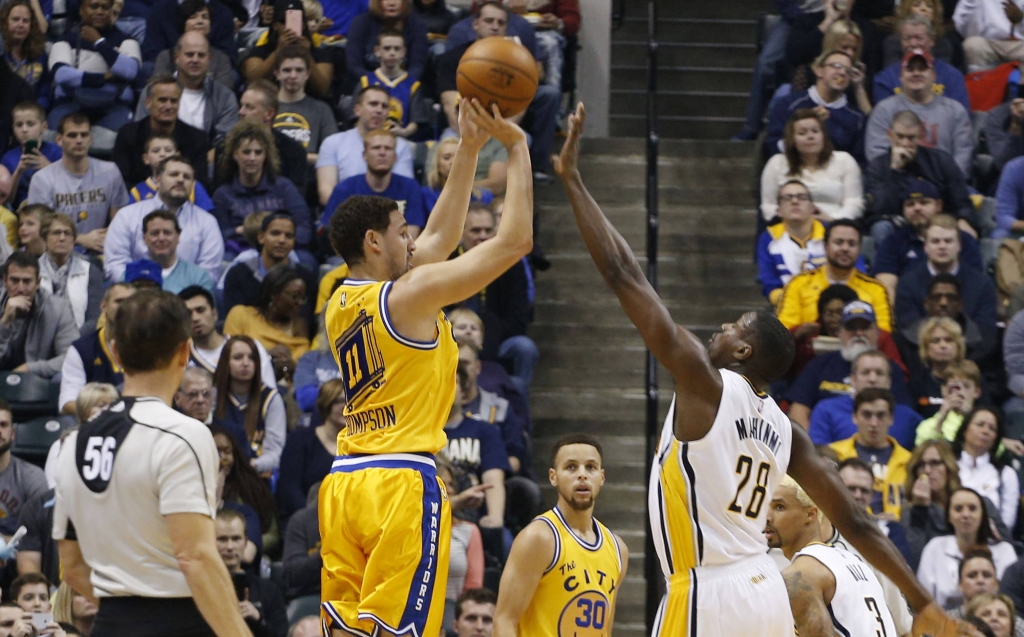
[518,507,623,637]
[325,279,458,455]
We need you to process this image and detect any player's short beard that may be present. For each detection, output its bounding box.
[568,492,594,511]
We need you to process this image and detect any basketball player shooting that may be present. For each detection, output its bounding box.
[553,102,980,637]
[317,99,533,637]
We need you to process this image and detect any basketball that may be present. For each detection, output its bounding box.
[456,37,539,117]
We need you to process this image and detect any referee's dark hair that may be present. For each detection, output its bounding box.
[112,290,191,374]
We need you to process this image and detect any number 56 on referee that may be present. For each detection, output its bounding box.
[52,290,252,637]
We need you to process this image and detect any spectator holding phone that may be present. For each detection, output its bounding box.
[0,102,61,209]
[241,0,334,99]
[214,508,288,637]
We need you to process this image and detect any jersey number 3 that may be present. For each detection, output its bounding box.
[728,455,770,519]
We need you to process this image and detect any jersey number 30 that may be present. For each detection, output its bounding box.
[728,455,770,519]
[82,436,116,481]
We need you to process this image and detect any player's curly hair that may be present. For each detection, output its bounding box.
[328,195,398,265]
[748,311,796,383]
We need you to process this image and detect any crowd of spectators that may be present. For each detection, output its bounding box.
[742,0,1024,630]
[0,0,581,631]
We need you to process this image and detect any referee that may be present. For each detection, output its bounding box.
[52,290,251,637]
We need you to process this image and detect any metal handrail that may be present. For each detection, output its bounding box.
[612,0,627,31]
[643,0,661,633]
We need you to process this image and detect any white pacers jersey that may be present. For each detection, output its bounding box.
[649,369,793,573]
[794,543,897,637]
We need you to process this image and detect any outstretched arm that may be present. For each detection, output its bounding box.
[387,106,533,340]
[555,103,722,439]
[412,98,493,265]
[787,423,981,637]
[782,559,834,637]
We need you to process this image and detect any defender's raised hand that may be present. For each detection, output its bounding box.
[552,102,585,179]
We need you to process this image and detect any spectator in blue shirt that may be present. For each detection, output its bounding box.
[346,0,429,81]
[809,349,923,449]
[0,102,61,208]
[873,15,971,114]
[137,210,215,294]
[213,120,312,257]
[994,154,1024,239]
[764,49,866,163]
[322,128,427,232]
[293,315,340,422]
[443,367,509,531]
[872,177,983,302]
[318,0,367,37]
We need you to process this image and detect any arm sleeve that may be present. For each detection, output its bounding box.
[806,403,832,445]
[282,179,312,247]
[106,39,140,80]
[864,104,893,163]
[763,97,789,162]
[404,14,429,81]
[345,15,371,78]
[292,353,320,412]
[57,346,86,410]
[757,232,783,300]
[212,92,239,146]
[196,215,225,279]
[784,361,821,407]
[274,435,309,520]
[775,276,805,329]
[83,263,104,330]
[464,523,485,591]
[251,393,286,473]
[760,156,782,221]
[1000,465,1020,530]
[953,106,975,177]
[836,155,864,220]
[157,428,217,517]
[27,303,80,378]
[282,511,322,598]
[994,166,1021,239]
[395,141,414,179]
[101,212,133,282]
[479,426,512,474]
[223,306,245,339]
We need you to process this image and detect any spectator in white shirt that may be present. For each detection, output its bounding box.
[954,0,1024,73]
[103,155,223,282]
[952,407,1020,530]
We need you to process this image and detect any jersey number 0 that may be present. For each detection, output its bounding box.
[727,455,770,519]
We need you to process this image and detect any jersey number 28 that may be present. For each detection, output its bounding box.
[727,455,770,519]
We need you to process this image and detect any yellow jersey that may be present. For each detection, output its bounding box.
[519,507,624,637]
[325,278,457,456]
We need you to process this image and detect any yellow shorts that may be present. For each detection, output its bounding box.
[319,453,451,637]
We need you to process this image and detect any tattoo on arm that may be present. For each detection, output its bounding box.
[784,570,833,637]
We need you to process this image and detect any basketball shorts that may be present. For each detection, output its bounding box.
[651,553,795,637]
[319,453,451,637]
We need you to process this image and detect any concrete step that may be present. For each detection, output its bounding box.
[613,41,758,70]
[611,65,753,94]
[610,114,746,140]
[574,137,756,159]
[615,16,758,43]
[611,89,750,119]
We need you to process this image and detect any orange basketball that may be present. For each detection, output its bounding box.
[456,37,539,117]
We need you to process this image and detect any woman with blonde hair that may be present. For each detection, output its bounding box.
[346,0,428,80]
[422,137,494,213]
[43,383,119,488]
[902,438,965,566]
[908,316,968,417]
[52,582,97,637]
[212,119,311,257]
[966,592,1022,637]
[760,108,863,223]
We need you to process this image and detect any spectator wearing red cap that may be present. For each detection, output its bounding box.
[954,0,1024,73]
[866,49,974,177]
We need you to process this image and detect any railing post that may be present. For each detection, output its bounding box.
[643,0,661,633]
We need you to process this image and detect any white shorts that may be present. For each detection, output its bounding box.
[652,553,795,637]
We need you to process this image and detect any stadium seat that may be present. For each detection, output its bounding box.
[0,372,60,422]
[13,414,76,466]
[89,126,118,159]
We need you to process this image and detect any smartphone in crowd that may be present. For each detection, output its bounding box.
[285,9,303,37]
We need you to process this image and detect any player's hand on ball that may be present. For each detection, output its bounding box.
[463,100,528,149]
[457,98,493,150]
[553,103,586,179]
[912,602,983,636]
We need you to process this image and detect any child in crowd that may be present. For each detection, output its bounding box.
[301,0,330,43]
[360,30,419,138]
[0,101,62,208]
[128,134,214,210]
[915,361,984,445]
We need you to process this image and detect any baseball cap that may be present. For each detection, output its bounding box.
[125,259,163,287]
[841,301,876,327]
[901,48,934,69]
[903,177,940,202]
[274,0,303,22]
